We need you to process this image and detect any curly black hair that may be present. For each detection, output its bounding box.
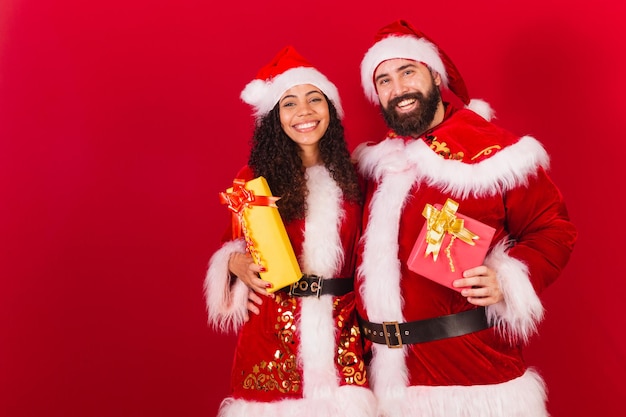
[248,95,361,222]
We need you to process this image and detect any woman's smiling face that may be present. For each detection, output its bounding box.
[278,84,329,151]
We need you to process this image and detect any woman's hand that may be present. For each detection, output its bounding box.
[228,252,274,317]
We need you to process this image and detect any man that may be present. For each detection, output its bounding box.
[353,19,577,417]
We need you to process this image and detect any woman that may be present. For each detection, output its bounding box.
[204,46,375,417]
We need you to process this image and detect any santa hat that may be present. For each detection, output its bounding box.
[241,45,344,119]
[360,19,493,120]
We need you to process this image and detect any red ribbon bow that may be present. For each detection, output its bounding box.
[219,178,280,240]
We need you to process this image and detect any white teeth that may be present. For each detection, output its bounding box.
[295,122,317,129]
[398,99,416,108]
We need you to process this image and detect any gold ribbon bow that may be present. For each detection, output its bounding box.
[422,198,479,271]
[219,178,280,240]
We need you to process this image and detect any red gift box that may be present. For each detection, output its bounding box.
[407,199,496,292]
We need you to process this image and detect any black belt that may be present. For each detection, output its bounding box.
[288,275,354,297]
[358,307,491,348]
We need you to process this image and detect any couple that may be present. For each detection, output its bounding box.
[204,19,577,417]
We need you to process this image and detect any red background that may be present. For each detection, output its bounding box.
[1,1,624,416]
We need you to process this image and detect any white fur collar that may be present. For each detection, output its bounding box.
[354,136,549,198]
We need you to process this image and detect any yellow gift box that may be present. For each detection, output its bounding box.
[220,176,303,293]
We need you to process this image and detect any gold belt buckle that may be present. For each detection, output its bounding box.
[382,321,403,348]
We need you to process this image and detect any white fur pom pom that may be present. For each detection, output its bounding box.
[467,98,494,121]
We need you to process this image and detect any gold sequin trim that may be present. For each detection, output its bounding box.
[336,308,367,386]
[242,294,301,393]
[429,138,464,160]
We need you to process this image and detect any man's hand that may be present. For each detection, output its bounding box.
[453,265,503,306]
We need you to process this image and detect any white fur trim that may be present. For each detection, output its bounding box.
[356,136,549,199]
[301,165,345,276]
[466,98,494,121]
[368,344,410,400]
[355,145,416,398]
[241,67,344,119]
[375,369,547,417]
[485,241,545,343]
[353,139,414,181]
[406,136,549,199]
[204,239,250,332]
[361,35,448,104]
[299,297,340,395]
[356,164,415,323]
[217,385,377,417]
[352,141,418,394]
[299,166,346,394]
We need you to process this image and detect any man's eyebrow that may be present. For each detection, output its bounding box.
[398,63,418,72]
[374,72,389,83]
[375,63,418,83]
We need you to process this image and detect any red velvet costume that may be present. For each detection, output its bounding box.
[353,106,577,417]
[205,165,375,417]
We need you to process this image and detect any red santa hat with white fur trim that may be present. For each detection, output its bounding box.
[241,45,344,119]
[360,19,493,121]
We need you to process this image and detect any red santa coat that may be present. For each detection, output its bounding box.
[353,107,577,417]
[205,165,376,417]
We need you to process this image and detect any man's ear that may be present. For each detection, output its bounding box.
[432,71,442,87]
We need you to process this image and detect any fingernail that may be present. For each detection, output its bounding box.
[265,282,273,288]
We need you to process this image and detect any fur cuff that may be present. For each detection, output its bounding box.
[484,240,544,343]
[204,239,249,332]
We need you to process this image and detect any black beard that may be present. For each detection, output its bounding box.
[381,85,441,137]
